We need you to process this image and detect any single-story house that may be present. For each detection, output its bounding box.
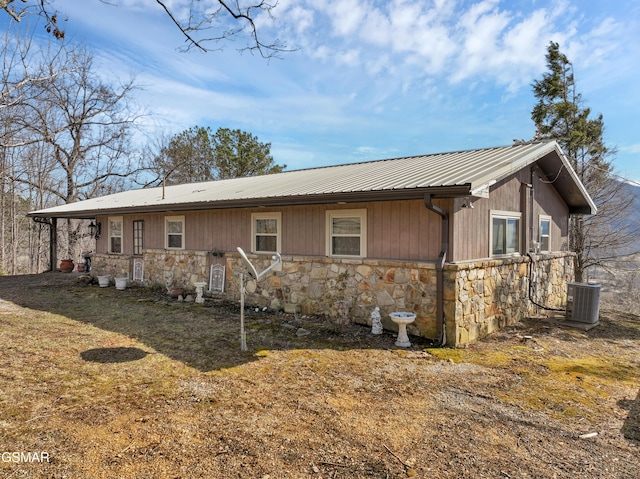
[28,140,596,346]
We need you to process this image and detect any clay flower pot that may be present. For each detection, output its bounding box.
[59,259,74,273]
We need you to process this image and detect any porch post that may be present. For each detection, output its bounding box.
[50,217,58,272]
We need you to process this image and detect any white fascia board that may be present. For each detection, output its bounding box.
[552,143,598,215]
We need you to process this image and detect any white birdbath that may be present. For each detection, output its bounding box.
[194,282,208,304]
[389,312,416,347]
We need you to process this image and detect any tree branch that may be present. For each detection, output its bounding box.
[155,0,206,53]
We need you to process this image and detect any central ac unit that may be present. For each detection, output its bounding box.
[566,282,601,324]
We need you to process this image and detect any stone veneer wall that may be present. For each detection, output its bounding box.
[142,249,211,289]
[92,249,212,289]
[91,250,574,346]
[444,253,573,346]
[91,254,132,280]
[224,254,439,338]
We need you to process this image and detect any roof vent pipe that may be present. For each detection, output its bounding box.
[424,194,448,347]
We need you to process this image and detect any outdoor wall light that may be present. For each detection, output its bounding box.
[461,197,474,209]
[89,220,101,239]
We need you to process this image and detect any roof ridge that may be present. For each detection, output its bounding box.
[281,139,556,175]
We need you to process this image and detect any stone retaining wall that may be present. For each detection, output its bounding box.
[91,250,574,346]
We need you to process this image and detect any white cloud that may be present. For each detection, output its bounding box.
[453,1,510,81]
[33,0,637,174]
[620,144,640,155]
[326,0,370,37]
[335,48,361,66]
[287,5,315,35]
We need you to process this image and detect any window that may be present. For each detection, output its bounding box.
[491,211,521,256]
[326,209,367,257]
[252,212,281,253]
[539,216,551,252]
[108,217,123,254]
[165,216,185,249]
[133,220,144,256]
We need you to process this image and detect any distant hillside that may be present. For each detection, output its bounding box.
[591,181,640,309]
[619,181,640,253]
[622,180,640,210]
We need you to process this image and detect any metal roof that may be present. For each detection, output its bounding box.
[28,140,596,218]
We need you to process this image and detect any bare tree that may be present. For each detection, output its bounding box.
[2,0,292,58]
[1,28,142,267]
[0,26,69,273]
[0,0,63,38]
[23,46,140,258]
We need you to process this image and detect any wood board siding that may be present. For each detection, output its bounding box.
[94,167,569,265]
[451,168,570,262]
[533,170,569,251]
[96,199,445,262]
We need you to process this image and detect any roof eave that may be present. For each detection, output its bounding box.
[569,206,595,215]
[27,185,473,219]
[538,143,598,215]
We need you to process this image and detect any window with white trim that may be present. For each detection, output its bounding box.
[108,216,123,254]
[326,209,367,257]
[491,211,521,256]
[165,216,185,249]
[539,216,551,252]
[252,212,281,253]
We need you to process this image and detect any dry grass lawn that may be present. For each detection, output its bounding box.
[0,273,638,478]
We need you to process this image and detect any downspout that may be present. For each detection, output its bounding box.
[530,166,536,252]
[424,194,448,347]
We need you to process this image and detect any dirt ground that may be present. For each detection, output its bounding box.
[0,272,638,479]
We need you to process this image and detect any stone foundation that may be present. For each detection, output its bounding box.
[142,249,211,290]
[445,253,573,345]
[92,250,574,346]
[91,254,131,280]
[225,254,439,339]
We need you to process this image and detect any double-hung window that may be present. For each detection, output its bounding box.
[109,217,123,254]
[491,211,521,256]
[326,209,367,257]
[539,216,551,252]
[252,212,281,253]
[165,216,185,249]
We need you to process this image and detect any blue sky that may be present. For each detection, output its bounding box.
[11,0,640,182]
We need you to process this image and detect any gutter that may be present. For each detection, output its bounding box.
[424,194,449,347]
[27,186,474,220]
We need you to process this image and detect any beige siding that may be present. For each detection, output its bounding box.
[96,199,444,262]
[533,171,569,251]
[95,177,567,265]
[451,168,570,262]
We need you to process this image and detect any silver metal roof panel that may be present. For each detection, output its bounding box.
[28,140,596,218]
